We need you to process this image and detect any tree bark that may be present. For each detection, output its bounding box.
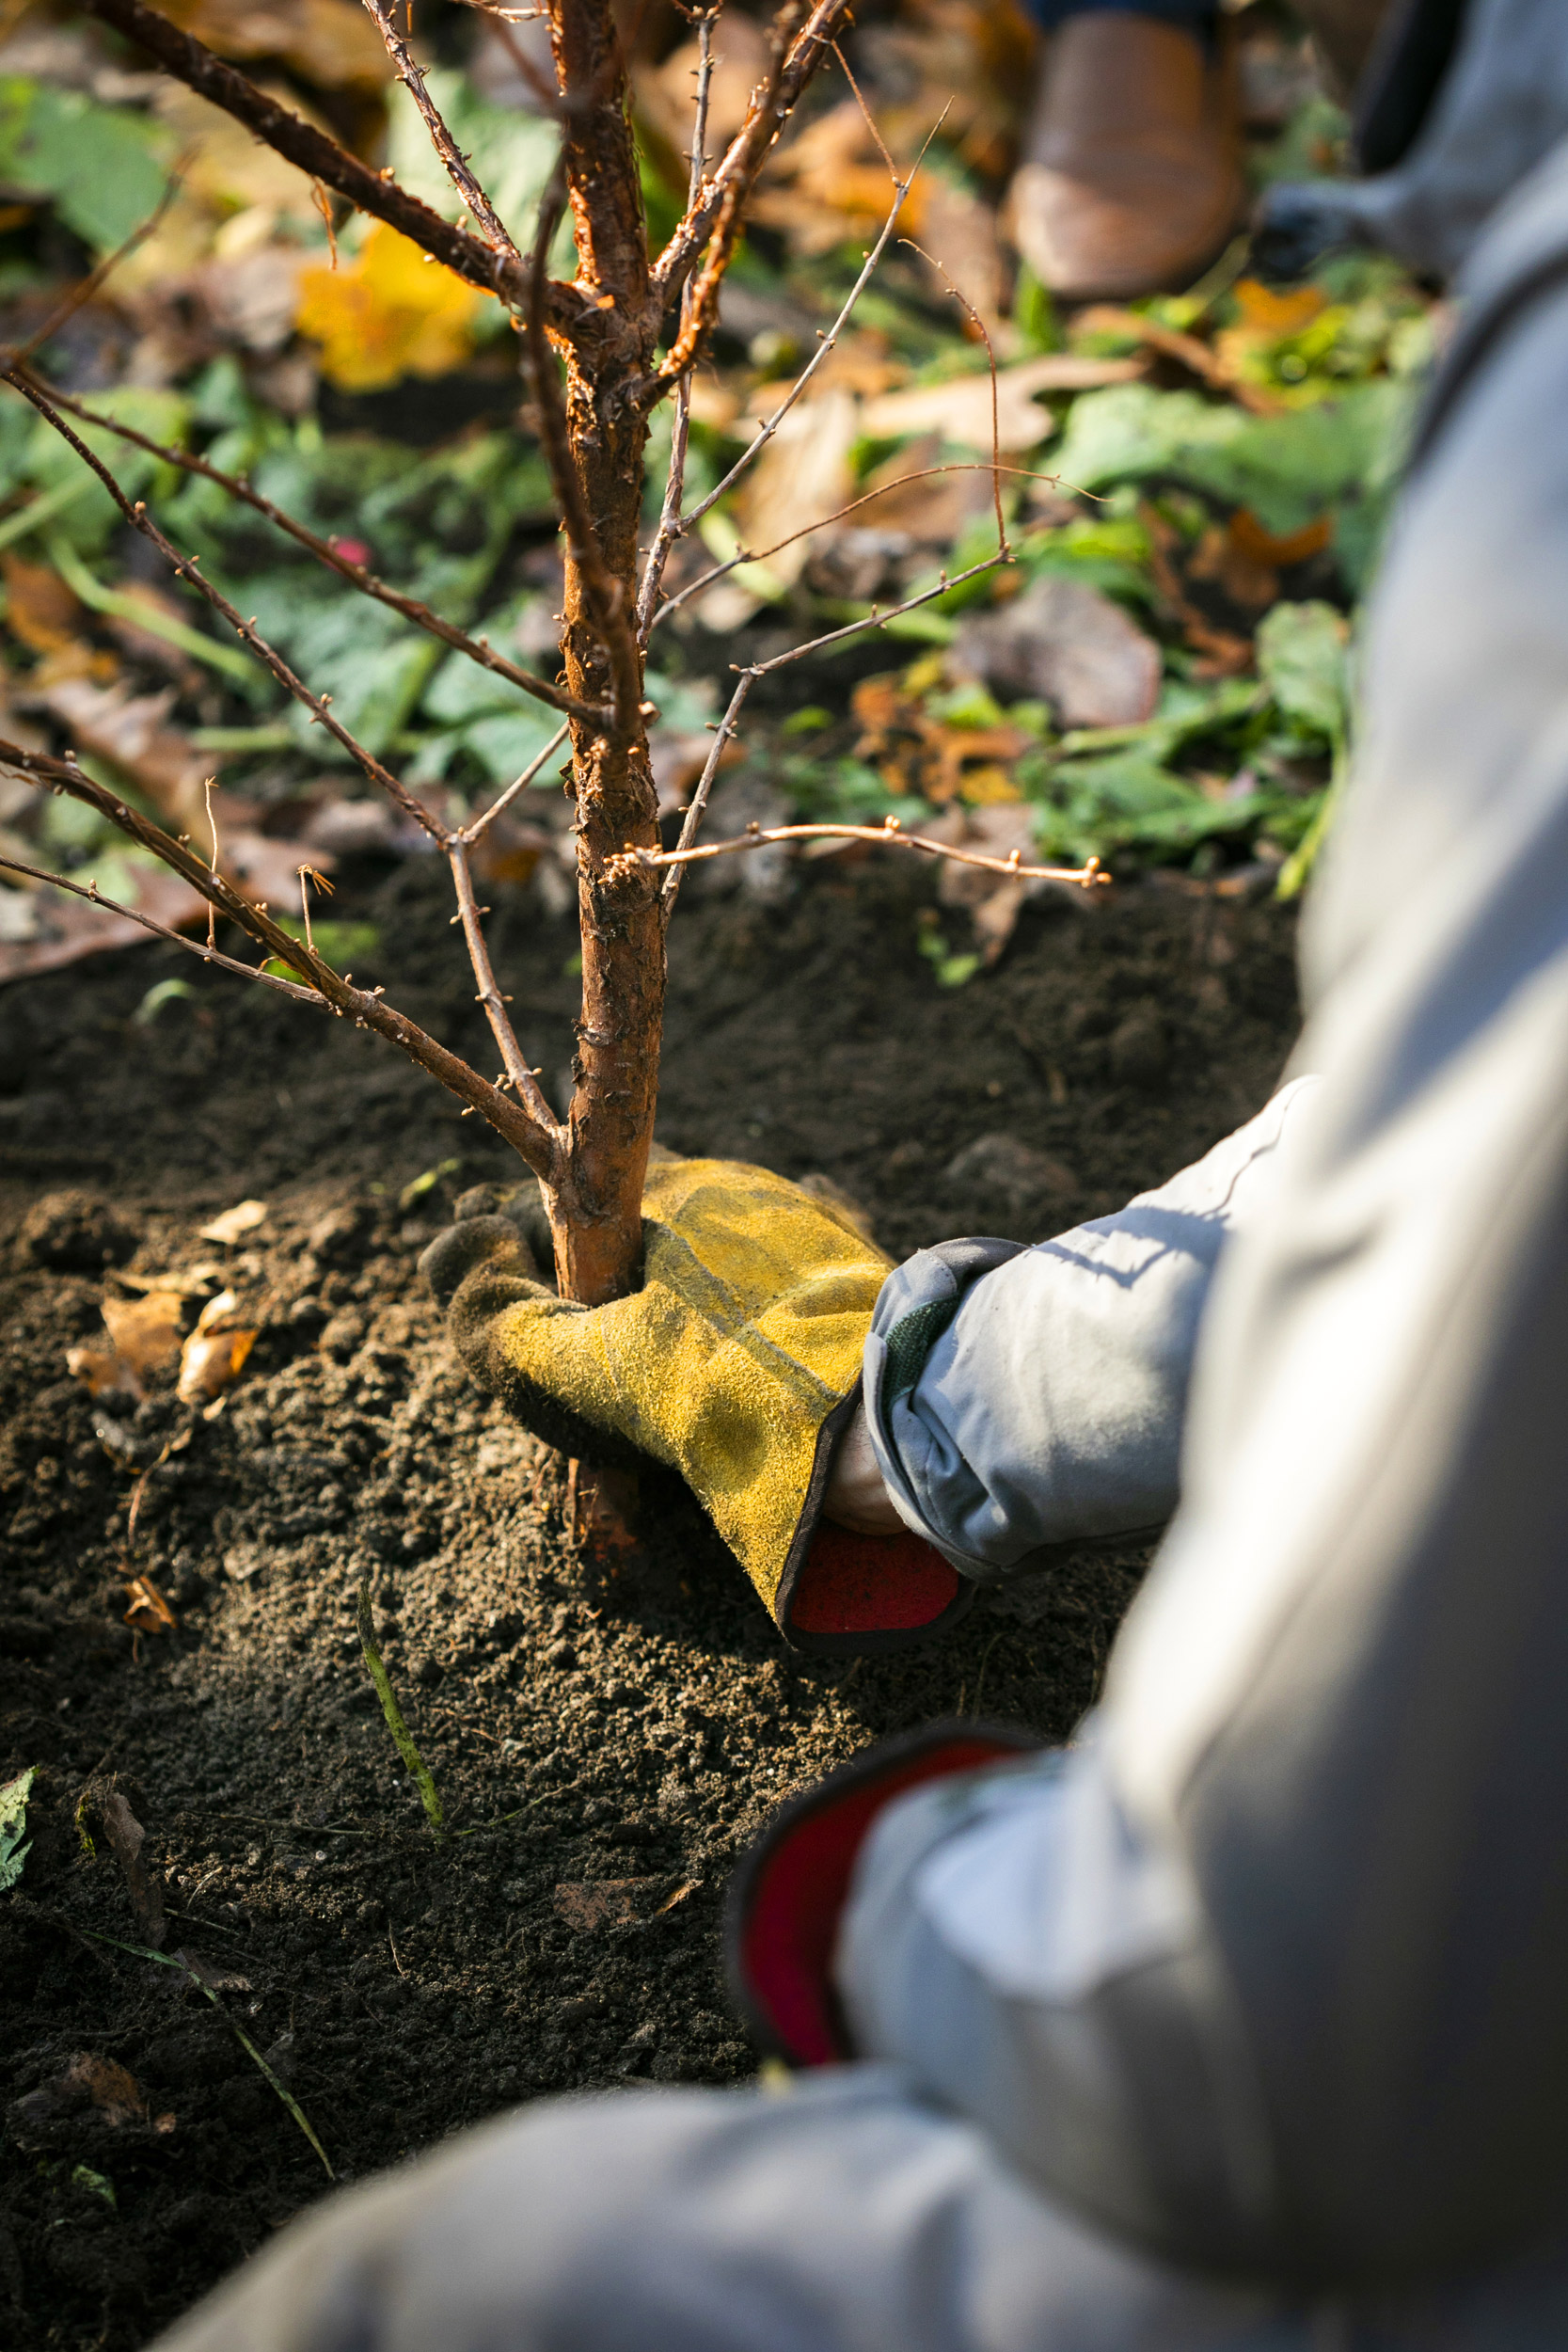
[544,0,665,1309]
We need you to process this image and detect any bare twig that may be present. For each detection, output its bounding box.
[447,837,557,1128]
[651,461,1067,632]
[748,553,1007,673]
[0,847,323,1002]
[659,665,754,917]
[79,0,592,334]
[898,236,1006,551]
[0,736,564,1177]
[652,0,857,309]
[6,369,450,842]
[6,369,606,730]
[625,820,1106,886]
[9,167,184,366]
[358,0,523,262]
[635,7,716,644]
[461,719,570,844]
[673,151,930,534]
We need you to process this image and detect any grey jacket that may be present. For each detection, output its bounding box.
[839,120,1568,2295]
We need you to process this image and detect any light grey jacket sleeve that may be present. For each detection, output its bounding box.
[839,125,1568,2296]
[863,1081,1318,1580]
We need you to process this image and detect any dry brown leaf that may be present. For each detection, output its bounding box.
[157,0,394,89]
[102,1292,185,1379]
[220,830,338,910]
[39,678,210,829]
[198,1200,268,1246]
[1,550,83,656]
[8,2053,170,2147]
[635,14,770,163]
[100,1789,166,1947]
[954,574,1161,728]
[178,1290,259,1405]
[0,861,208,985]
[122,1574,179,1635]
[732,388,859,590]
[853,435,996,547]
[859,358,1073,453]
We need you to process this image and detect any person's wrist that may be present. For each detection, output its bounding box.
[823,1400,903,1534]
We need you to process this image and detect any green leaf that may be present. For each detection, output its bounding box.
[0,1766,35,1892]
[0,79,170,252]
[385,72,567,269]
[1053,379,1418,543]
[1257,600,1350,744]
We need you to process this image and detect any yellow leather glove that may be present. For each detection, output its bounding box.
[420,1156,969,1654]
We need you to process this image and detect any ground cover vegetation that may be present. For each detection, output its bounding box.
[0,0,1427,2342]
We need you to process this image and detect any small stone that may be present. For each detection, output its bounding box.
[1108,1007,1170,1089]
[943,1133,1078,1214]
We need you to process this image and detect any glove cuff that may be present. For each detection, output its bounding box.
[771,1382,975,1656]
[725,1720,1042,2066]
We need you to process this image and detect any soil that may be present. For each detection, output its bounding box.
[0,848,1299,2347]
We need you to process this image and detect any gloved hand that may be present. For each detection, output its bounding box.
[725,1722,1040,2064]
[420,1155,973,1653]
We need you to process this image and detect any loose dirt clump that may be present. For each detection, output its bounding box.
[0,854,1298,2348]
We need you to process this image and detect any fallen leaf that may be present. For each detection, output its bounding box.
[859,357,1072,453]
[198,1200,268,1246]
[157,0,394,89]
[0,1767,35,1893]
[38,678,210,830]
[99,1789,166,1947]
[122,1575,178,1636]
[8,2054,174,2149]
[178,1291,260,1405]
[0,861,209,985]
[954,575,1162,728]
[102,1293,185,1379]
[1,550,82,655]
[297,222,493,392]
[732,388,859,589]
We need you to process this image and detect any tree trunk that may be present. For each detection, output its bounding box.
[544,0,665,1310]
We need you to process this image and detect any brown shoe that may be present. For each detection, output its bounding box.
[1007,14,1244,303]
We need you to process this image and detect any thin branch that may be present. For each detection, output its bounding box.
[672,149,929,533]
[0,848,323,1001]
[447,837,557,1128]
[635,6,716,644]
[651,0,857,308]
[78,0,592,336]
[0,736,563,1178]
[522,155,641,743]
[460,719,570,844]
[659,665,753,917]
[358,0,522,262]
[5,368,607,729]
[897,235,1006,553]
[651,461,1064,633]
[625,820,1106,886]
[10,167,185,366]
[5,368,448,843]
[748,552,1007,674]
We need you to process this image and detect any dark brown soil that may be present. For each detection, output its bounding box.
[0,850,1299,2346]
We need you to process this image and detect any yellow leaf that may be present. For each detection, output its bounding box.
[1230,278,1325,337]
[296,223,490,392]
